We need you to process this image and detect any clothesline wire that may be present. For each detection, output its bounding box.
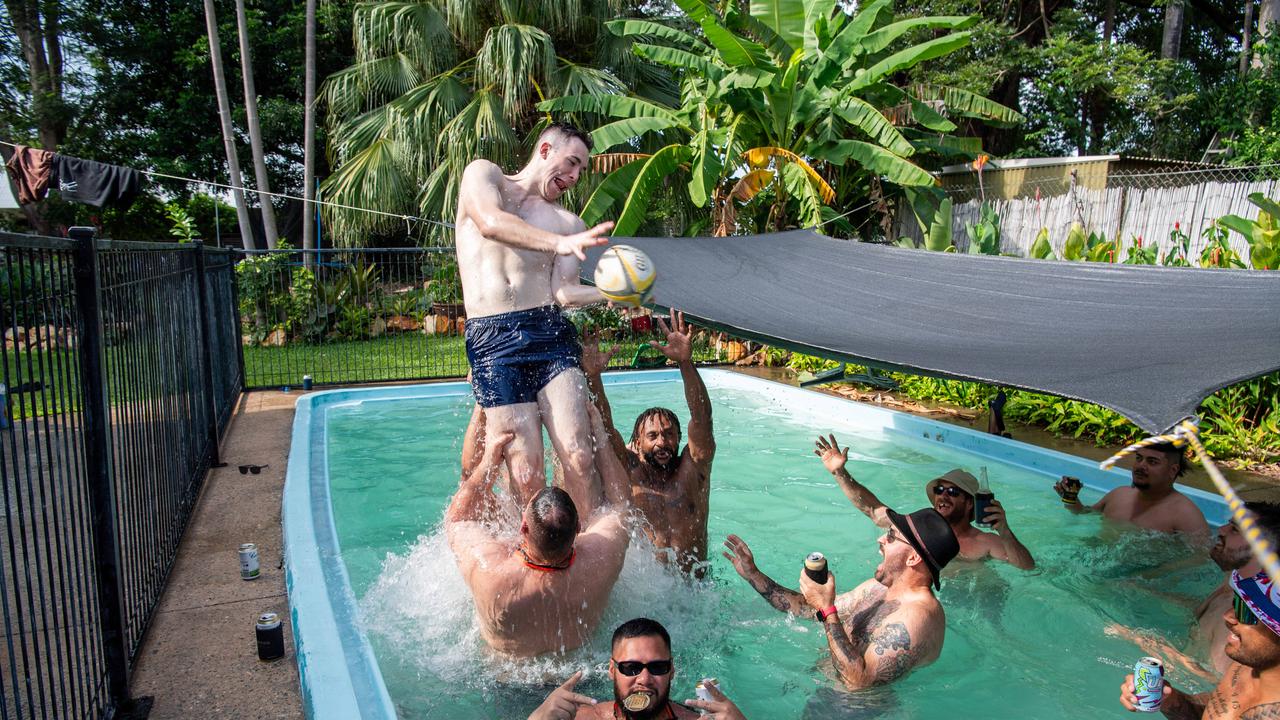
[0,139,456,230]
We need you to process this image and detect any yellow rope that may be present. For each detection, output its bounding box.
[1101,419,1279,580]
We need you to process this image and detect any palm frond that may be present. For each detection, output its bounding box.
[321,138,416,246]
[330,105,394,165]
[353,1,457,73]
[553,60,627,99]
[439,87,519,170]
[475,23,556,124]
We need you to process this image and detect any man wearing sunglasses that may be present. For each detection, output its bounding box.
[813,435,1034,570]
[724,505,958,690]
[446,404,632,657]
[1054,442,1209,537]
[1118,570,1280,718]
[1108,503,1280,677]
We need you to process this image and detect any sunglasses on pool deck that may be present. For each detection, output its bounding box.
[1233,594,1260,626]
[238,464,269,475]
[613,659,673,677]
[932,485,965,498]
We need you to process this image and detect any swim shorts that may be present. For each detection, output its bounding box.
[465,305,581,408]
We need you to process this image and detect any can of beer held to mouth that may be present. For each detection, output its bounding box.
[256,612,285,661]
[239,543,260,580]
[1132,656,1164,712]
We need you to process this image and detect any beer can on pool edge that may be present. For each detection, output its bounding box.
[239,543,260,580]
[1133,657,1164,712]
[256,612,285,661]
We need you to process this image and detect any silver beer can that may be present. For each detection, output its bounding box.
[695,677,719,703]
[239,543,260,580]
[1132,657,1164,712]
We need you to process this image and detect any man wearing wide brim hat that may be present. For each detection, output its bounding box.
[923,469,1035,569]
[1119,569,1280,716]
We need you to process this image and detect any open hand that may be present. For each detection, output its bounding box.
[557,222,613,260]
[650,310,693,364]
[723,534,759,579]
[528,671,597,720]
[581,331,621,376]
[684,682,748,720]
[814,434,850,475]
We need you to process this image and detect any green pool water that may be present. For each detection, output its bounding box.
[325,378,1218,719]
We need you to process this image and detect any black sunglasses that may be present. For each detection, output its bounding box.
[1233,594,1260,626]
[613,659,673,677]
[932,485,965,498]
[238,464,269,475]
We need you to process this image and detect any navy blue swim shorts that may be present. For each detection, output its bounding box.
[465,305,582,408]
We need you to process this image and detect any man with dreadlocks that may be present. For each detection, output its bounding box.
[583,311,715,576]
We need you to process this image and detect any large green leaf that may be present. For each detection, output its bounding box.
[614,145,694,236]
[734,12,796,61]
[633,44,723,78]
[671,0,715,23]
[851,32,973,90]
[909,98,957,132]
[591,117,683,152]
[811,0,892,86]
[689,123,724,208]
[912,84,1025,125]
[581,157,650,225]
[750,0,805,52]
[861,16,975,55]
[781,161,824,228]
[699,15,774,69]
[605,19,707,50]
[1248,192,1280,219]
[539,94,681,123]
[905,133,984,157]
[926,197,953,252]
[819,139,935,186]
[832,96,914,157]
[720,67,777,91]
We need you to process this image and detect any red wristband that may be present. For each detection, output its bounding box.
[816,605,839,621]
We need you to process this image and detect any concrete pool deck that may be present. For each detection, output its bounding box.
[126,373,1280,718]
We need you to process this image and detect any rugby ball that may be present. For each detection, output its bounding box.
[593,245,655,307]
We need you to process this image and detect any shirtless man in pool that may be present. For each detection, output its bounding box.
[456,121,613,515]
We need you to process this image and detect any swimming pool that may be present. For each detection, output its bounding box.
[284,369,1229,719]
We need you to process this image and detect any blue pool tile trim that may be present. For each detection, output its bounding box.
[282,369,1228,718]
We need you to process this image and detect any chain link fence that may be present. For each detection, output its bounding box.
[895,163,1280,261]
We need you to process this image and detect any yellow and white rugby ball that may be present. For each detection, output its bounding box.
[593,244,655,307]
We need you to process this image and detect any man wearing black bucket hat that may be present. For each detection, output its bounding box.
[724,506,959,690]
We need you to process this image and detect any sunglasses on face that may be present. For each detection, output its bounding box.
[932,485,965,498]
[613,659,673,677]
[1233,594,1260,626]
[238,464,269,475]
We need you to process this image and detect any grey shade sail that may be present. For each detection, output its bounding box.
[582,230,1280,433]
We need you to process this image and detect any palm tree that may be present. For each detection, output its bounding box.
[543,0,1022,237]
[320,0,675,246]
[234,0,280,248]
[302,0,317,260]
[203,0,256,249]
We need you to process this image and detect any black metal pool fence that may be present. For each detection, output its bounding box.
[1,229,241,719]
[0,234,719,719]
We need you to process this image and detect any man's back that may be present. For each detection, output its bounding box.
[450,513,628,657]
[1097,486,1209,534]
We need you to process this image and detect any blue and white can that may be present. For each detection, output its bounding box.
[1132,657,1164,712]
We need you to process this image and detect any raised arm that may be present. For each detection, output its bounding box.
[460,403,486,481]
[1055,476,1102,514]
[653,312,714,467]
[723,534,810,616]
[799,570,928,688]
[980,499,1036,570]
[815,435,890,528]
[581,333,630,462]
[458,160,612,259]
[587,402,630,514]
[445,432,513,524]
[551,244,606,307]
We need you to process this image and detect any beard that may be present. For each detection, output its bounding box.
[614,684,671,719]
[643,449,679,474]
[1210,542,1250,571]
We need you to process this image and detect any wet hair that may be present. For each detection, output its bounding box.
[1245,501,1280,544]
[527,487,579,557]
[1145,441,1189,477]
[630,408,681,446]
[611,617,671,653]
[531,121,592,159]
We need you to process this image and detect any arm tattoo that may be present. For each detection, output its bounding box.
[1162,691,1212,720]
[1242,704,1280,719]
[825,620,862,670]
[746,573,808,616]
[869,623,915,683]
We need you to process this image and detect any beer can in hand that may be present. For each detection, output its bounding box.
[804,552,828,584]
[256,612,285,661]
[239,543,260,580]
[695,678,719,703]
[1132,657,1164,712]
